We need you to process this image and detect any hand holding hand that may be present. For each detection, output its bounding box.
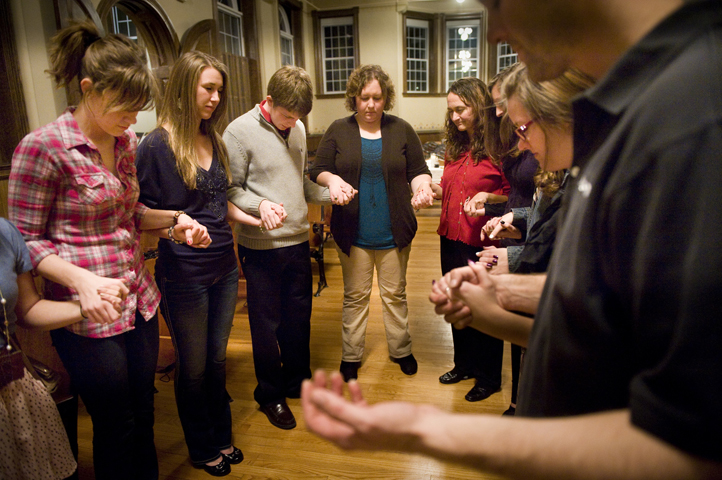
[76,274,129,324]
[411,182,435,210]
[464,192,489,217]
[174,220,212,248]
[259,200,286,231]
[329,177,358,206]
[476,246,509,275]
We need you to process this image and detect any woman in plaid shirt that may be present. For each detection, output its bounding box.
[8,21,209,480]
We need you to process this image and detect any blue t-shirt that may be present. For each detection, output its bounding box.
[0,218,33,348]
[354,137,395,250]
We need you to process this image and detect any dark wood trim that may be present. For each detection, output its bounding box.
[312,7,359,97]
[0,0,30,173]
[401,92,447,98]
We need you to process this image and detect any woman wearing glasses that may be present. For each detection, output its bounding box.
[478,66,594,278]
[432,77,510,404]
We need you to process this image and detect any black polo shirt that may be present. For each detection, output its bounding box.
[517,0,722,462]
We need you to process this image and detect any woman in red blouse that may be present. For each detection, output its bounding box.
[433,78,510,403]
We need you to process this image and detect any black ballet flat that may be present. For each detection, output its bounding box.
[222,446,244,465]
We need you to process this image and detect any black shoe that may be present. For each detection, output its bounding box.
[439,368,471,384]
[260,401,297,429]
[222,446,243,464]
[502,406,516,416]
[465,383,499,402]
[201,457,231,477]
[392,354,418,375]
[340,361,361,382]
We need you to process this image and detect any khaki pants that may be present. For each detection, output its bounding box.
[336,244,412,361]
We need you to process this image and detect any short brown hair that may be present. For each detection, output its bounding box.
[267,66,313,117]
[46,19,157,112]
[344,65,395,112]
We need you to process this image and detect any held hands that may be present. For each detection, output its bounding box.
[480,212,520,241]
[412,182,435,210]
[464,192,490,217]
[302,369,433,451]
[258,199,287,231]
[76,273,129,324]
[429,261,505,331]
[476,246,509,275]
[172,219,212,248]
[328,176,358,206]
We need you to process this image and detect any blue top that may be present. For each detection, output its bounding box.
[355,137,395,250]
[0,218,33,348]
[136,128,237,283]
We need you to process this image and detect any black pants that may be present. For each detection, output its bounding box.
[238,242,313,406]
[51,311,159,480]
[440,237,503,390]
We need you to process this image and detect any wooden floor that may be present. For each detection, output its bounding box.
[75,210,511,480]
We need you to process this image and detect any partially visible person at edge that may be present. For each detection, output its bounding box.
[1,217,102,479]
[223,66,342,431]
[465,62,538,417]
[136,51,260,477]
[308,64,434,383]
[431,77,510,404]
[301,0,722,478]
[8,21,209,480]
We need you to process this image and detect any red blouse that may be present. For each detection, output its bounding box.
[437,150,510,248]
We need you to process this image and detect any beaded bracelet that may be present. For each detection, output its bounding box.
[168,225,185,245]
[173,210,186,225]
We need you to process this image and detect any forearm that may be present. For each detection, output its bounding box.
[36,254,93,291]
[486,193,508,204]
[315,171,339,187]
[413,409,721,480]
[227,201,261,226]
[410,174,433,194]
[138,209,187,230]
[495,273,546,314]
[15,271,84,330]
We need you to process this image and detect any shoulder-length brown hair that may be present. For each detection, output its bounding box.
[157,51,231,190]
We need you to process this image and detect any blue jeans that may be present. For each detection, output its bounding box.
[51,311,159,480]
[238,242,312,406]
[158,266,238,465]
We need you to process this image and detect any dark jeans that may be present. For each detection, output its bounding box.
[159,267,238,465]
[51,311,159,480]
[440,237,503,390]
[238,242,312,406]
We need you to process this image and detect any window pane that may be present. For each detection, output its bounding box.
[320,17,355,93]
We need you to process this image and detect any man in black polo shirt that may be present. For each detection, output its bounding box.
[301,0,722,478]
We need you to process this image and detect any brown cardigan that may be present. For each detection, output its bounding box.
[309,113,430,256]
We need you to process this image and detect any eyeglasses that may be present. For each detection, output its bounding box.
[515,120,534,141]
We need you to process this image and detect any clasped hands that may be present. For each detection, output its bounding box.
[480,211,520,241]
[258,199,288,231]
[328,177,358,206]
[77,273,129,325]
[172,213,212,248]
[412,181,437,210]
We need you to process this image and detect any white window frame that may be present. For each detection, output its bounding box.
[446,19,481,91]
[218,0,245,57]
[406,18,429,93]
[497,41,518,73]
[320,16,356,95]
[279,6,294,66]
[111,6,138,42]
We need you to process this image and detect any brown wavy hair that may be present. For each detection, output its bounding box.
[444,77,494,165]
[344,65,395,112]
[157,51,231,190]
[46,19,157,112]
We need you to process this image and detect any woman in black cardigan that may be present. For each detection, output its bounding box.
[309,65,434,382]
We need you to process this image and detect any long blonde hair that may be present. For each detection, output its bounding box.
[156,51,231,189]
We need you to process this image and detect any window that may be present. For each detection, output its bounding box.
[111,6,137,42]
[218,0,244,56]
[279,6,294,66]
[497,42,518,73]
[446,19,480,90]
[313,9,359,97]
[406,18,429,93]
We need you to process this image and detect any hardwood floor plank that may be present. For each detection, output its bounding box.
[73,213,512,479]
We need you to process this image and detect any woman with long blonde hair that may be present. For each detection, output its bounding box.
[136,51,260,477]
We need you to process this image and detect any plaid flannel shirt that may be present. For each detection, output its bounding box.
[8,108,160,338]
